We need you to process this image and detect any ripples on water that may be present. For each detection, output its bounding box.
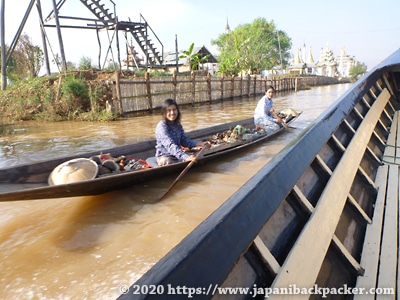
[0,83,353,299]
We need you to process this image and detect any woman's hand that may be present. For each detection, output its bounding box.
[201,141,211,149]
[270,108,283,124]
[192,141,211,151]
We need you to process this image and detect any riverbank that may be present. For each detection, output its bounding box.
[0,71,118,122]
[0,70,350,122]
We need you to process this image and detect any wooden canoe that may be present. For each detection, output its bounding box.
[119,49,400,299]
[0,110,301,201]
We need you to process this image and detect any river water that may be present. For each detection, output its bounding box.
[0,83,352,299]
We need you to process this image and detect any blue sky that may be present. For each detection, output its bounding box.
[4,0,400,72]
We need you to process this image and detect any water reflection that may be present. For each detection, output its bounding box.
[0,83,353,299]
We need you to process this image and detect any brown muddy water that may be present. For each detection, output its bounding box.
[0,83,352,299]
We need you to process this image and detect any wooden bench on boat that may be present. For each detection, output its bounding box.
[354,110,400,299]
[251,88,395,299]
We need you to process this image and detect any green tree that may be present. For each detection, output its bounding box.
[179,43,210,71]
[211,18,291,75]
[1,34,44,81]
[0,46,18,82]
[78,56,92,70]
[349,63,367,81]
[66,61,76,70]
[15,33,44,78]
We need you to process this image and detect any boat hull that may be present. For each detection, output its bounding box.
[0,115,299,201]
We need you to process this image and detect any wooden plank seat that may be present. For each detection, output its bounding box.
[355,110,400,299]
[266,88,392,299]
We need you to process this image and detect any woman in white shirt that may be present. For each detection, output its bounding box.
[254,85,283,133]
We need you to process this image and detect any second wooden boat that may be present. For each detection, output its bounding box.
[0,109,300,201]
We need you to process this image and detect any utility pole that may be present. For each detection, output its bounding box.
[175,34,179,74]
[277,30,283,72]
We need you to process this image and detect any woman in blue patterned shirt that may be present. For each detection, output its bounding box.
[155,99,206,166]
[254,85,283,133]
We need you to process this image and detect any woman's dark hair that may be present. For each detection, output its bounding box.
[265,85,275,92]
[161,98,181,124]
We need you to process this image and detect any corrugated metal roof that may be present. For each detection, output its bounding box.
[164,45,217,66]
[164,53,187,65]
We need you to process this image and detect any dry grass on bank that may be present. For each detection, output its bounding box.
[0,70,121,122]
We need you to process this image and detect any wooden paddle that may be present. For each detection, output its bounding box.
[159,147,205,200]
[271,110,288,129]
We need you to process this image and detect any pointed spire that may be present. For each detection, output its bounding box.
[225,17,230,33]
[307,46,315,63]
[295,48,302,64]
[341,46,346,57]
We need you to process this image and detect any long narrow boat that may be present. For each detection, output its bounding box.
[119,49,400,299]
[0,110,300,201]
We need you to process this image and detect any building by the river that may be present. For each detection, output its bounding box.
[288,45,357,78]
[335,47,357,78]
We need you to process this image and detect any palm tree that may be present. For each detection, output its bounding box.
[179,43,210,71]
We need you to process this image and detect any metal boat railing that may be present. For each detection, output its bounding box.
[118,49,400,299]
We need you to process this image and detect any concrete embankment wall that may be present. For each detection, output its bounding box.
[112,72,349,114]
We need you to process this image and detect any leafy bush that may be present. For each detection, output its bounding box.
[349,64,367,81]
[61,76,90,111]
[62,76,88,98]
[78,56,92,70]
